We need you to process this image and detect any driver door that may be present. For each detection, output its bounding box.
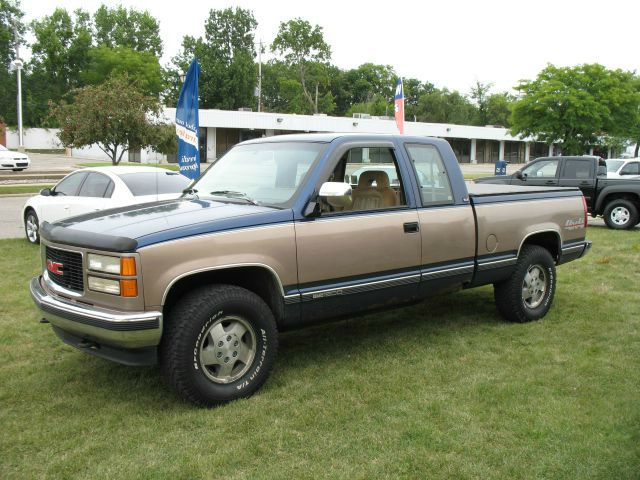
[294,142,421,323]
[513,158,560,187]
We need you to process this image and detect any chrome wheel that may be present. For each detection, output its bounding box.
[199,316,256,384]
[610,206,630,226]
[26,214,39,243]
[521,264,547,309]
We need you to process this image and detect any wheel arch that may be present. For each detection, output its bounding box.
[595,190,640,214]
[162,265,285,325]
[518,230,561,262]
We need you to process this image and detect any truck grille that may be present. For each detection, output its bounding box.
[16,162,28,167]
[46,246,84,292]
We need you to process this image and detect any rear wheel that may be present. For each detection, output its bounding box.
[603,199,639,230]
[24,209,40,244]
[494,245,556,323]
[160,284,278,407]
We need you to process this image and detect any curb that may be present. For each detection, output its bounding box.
[0,193,36,198]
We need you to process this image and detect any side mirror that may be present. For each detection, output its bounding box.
[515,171,524,180]
[40,188,52,196]
[319,181,352,209]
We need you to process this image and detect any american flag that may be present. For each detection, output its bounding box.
[394,78,404,134]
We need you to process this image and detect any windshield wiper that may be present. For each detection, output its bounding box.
[209,190,259,205]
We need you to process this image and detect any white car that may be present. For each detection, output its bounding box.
[605,158,640,179]
[0,144,30,171]
[22,166,191,244]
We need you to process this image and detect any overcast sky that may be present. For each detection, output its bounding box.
[20,0,639,95]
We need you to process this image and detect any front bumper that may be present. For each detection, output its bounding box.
[30,276,162,364]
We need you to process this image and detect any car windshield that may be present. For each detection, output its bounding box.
[193,142,325,206]
[118,171,190,196]
[606,160,624,172]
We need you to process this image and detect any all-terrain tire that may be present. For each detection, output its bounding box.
[603,199,639,230]
[494,245,556,323]
[160,284,278,407]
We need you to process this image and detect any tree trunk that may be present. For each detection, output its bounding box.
[298,64,316,113]
[635,140,639,157]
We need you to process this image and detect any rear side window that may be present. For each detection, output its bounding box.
[54,172,88,196]
[79,173,113,197]
[405,144,453,206]
[561,159,594,179]
[118,171,190,196]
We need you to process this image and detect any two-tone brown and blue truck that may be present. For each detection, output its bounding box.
[30,134,591,406]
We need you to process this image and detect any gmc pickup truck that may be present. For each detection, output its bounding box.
[475,155,640,230]
[30,134,591,406]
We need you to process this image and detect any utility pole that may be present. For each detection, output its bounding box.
[12,20,24,151]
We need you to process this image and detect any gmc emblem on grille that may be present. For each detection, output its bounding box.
[46,259,64,276]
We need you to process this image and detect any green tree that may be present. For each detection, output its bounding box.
[93,5,162,57]
[404,78,435,122]
[485,92,515,127]
[169,8,257,110]
[511,64,640,155]
[0,0,25,125]
[415,89,477,125]
[271,18,331,113]
[50,76,164,164]
[28,8,93,126]
[470,81,492,125]
[81,45,163,96]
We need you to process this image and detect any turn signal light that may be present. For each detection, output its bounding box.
[121,257,137,276]
[120,279,138,297]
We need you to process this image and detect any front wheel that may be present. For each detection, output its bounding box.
[494,245,556,323]
[603,199,639,230]
[160,284,278,407]
[24,209,40,244]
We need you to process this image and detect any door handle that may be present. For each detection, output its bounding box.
[544,180,555,185]
[403,222,420,233]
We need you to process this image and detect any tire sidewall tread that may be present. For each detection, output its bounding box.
[603,199,639,230]
[494,245,556,323]
[160,284,278,407]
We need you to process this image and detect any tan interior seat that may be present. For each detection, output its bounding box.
[351,170,397,210]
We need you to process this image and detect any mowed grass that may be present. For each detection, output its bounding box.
[0,184,53,195]
[1,227,639,479]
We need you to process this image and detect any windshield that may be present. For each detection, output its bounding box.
[605,160,624,173]
[193,142,325,206]
[118,171,190,196]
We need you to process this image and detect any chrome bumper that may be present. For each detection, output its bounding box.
[30,276,162,349]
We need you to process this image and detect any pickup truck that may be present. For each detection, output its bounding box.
[475,155,640,230]
[30,134,591,406]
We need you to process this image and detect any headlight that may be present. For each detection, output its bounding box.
[88,254,121,274]
[87,254,137,275]
[88,276,120,295]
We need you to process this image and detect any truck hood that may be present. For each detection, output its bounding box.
[42,198,292,252]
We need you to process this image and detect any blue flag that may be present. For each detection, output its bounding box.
[175,59,200,180]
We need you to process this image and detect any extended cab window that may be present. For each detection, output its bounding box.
[405,144,453,206]
[320,147,406,213]
[561,159,593,179]
[522,159,559,178]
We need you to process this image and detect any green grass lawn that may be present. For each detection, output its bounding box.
[463,173,491,180]
[0,184,52,195]
[1,227,638,479]
[77,162,179,171]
